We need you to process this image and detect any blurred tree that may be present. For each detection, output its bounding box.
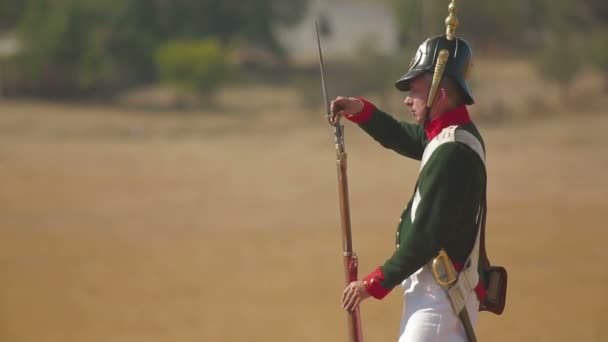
[317,13,332,38]
[0,0,28,31]
[588,29,608,90]
[535,34,583,100]
[10,0,309,97]
[15,0,156,94]
[391,0,607,54]
[538,0,607,34]
[391,0,423,47]
[155,39,230,102]
[533,0,607,96]
[391,0,532,52]
[155,0,308,56]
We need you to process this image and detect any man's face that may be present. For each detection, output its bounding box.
[403,75,429,125]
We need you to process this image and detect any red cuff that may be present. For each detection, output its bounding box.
[344,97,375,124]
[362,267,392,300]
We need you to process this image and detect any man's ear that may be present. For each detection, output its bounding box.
[436,87,448,105]
[430,87,447,107]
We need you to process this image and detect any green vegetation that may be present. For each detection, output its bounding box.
[155,39,230,98]
[535,35,583,98]
[0,0,605,100]
[589,29,608,88]
[0,0,307,97]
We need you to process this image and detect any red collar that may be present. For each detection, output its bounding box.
[424,105,471,140]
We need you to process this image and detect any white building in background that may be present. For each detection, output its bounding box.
[277,0,398,64]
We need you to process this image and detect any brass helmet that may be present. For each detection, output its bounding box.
[394,0,474,105]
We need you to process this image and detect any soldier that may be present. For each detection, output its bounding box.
[333,3,488,341]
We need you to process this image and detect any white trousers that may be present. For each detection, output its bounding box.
[398,265,479,342]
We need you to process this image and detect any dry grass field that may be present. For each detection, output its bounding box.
[0,62,607,341]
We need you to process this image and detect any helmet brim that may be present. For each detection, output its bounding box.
[394,68,426,92]
[395,69,475,105]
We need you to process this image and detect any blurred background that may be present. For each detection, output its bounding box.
[0,0,606,341]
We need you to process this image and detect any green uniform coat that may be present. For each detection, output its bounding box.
[349,98,486,299]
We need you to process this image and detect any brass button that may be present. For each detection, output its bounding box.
[370,278,375,284]
[396,231,400,237]
[396,244,400,249]
[363,280,368,287]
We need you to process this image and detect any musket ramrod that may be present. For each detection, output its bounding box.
[315,20,364,342]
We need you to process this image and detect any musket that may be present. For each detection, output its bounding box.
[315,21,364,342]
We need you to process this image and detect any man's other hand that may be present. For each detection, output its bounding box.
[341,280,371,312]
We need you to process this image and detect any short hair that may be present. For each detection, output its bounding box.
[442,76,467,106]
[423,73,466,107]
